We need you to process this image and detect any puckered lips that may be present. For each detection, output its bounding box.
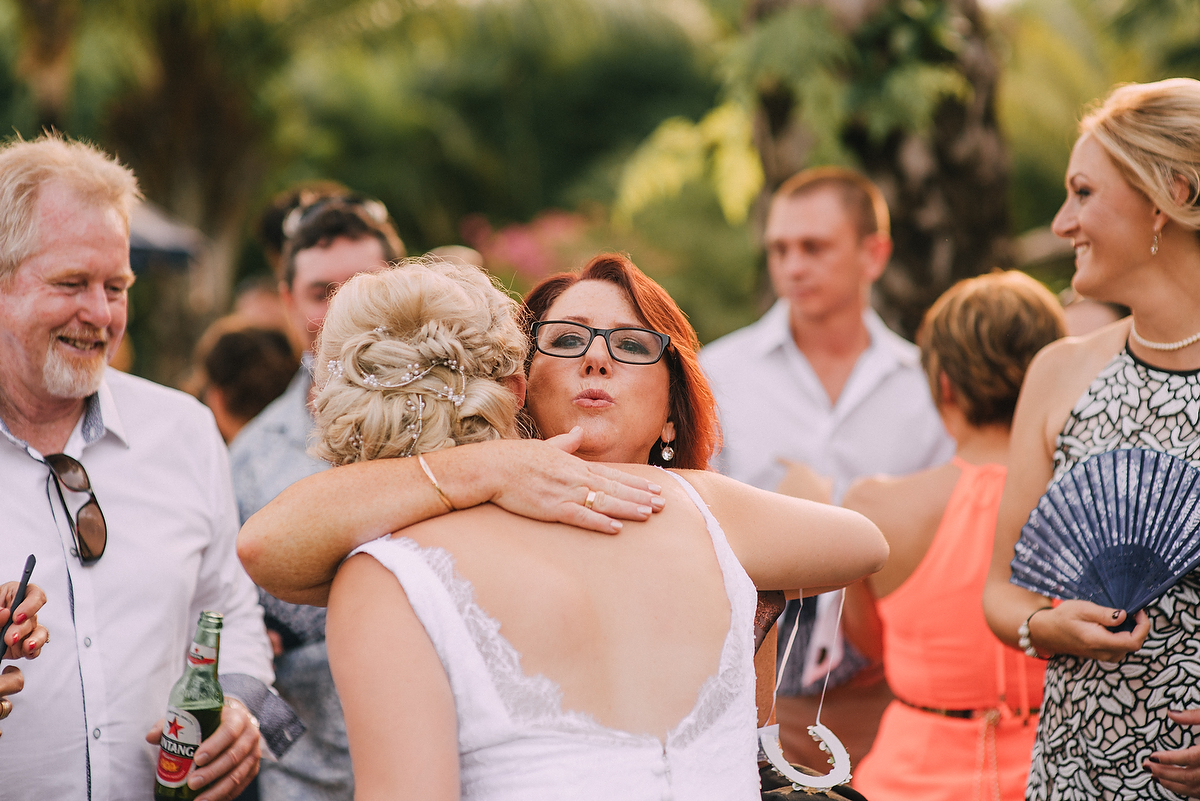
[574,388,614,409]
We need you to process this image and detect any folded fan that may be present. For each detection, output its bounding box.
[1011,448,1200,632]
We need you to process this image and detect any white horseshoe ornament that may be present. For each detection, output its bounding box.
[758,589,853,791]
[758,722,852,790]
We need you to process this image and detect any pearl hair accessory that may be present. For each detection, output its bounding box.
[327,354,467,406]
[1129,323,1200,352]
[401,396,424,458]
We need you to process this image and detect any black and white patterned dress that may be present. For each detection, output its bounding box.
[1027,347,1200,801]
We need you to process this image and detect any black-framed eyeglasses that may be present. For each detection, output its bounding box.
[281,194,390,240]
[45,453,107,566]
[532,321,671,365]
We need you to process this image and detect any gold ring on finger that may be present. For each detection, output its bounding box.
[584,490,597,510]
[0,698,12,720]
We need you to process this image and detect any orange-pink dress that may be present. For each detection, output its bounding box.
[853,459,1045,801]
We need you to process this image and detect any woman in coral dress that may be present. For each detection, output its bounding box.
[844,271,1065,800]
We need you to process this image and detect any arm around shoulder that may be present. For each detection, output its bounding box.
[681,470,888,594]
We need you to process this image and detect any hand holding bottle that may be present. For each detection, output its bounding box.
[146,698,261,801]
[150,611,262,801]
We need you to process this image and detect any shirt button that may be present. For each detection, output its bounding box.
[92,728,101,739]
[83,637,92,647]
[70,548,79,557]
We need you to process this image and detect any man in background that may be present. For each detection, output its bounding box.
[0,135,294,800]
[701,166,952,764]
[230,192,403,801]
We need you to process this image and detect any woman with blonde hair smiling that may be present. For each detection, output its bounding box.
[984,78,1200,799]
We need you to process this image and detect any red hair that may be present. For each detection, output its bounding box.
[522,253,720,470]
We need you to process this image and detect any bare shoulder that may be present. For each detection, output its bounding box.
[664,468,775,510]
[666,467,736,493]
[1022,318,1128,443]
[844,465,956,553]
[1026,318,1127,397]
[843,469,945,531]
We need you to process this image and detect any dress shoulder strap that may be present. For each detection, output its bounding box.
[349,536,515,729]
[351,537,482,667]
[661,470,758,623]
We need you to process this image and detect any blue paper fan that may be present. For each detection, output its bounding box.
[1011,448,1200,632]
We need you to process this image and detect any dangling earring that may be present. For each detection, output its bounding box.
[660,437,675,462]
[1152,231,1161,256]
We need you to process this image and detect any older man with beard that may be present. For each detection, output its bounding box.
[0,135,294,801]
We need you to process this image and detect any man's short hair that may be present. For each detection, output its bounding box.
[772,166,890,240]
[280,197,405,288]
[0,133,141,283]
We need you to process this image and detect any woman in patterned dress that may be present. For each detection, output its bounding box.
[983,78,1200,800]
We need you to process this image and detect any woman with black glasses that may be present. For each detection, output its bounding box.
[239,254,887,799]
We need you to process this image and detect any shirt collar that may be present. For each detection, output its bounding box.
[0,374,129,457]
[754,299,919,369]
[750,299,797,356]
[862,307,921,369]
[92,374,129,448]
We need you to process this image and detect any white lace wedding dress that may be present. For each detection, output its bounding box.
[351,471,761,800]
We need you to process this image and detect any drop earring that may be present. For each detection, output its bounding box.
[661,438,675,462]
[1152,231,1161,256]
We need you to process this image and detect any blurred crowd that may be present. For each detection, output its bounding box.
[4,75,1200,801]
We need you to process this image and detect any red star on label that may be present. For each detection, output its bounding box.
[167,717,184,737]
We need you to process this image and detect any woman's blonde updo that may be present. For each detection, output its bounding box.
[312,257,528,465]
[1081,78,1200,234]
[919,271,1065,428]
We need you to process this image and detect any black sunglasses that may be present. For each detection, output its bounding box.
[532,320,671,365]
[45,454,107,566]
[281,195,390,240]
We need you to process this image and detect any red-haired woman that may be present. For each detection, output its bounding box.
[240,252,730,598]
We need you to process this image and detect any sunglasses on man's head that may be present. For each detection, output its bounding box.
[45,453,107,566]
[281,195,390,240]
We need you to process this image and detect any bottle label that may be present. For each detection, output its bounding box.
[187,643,217,667]
[156,706,202,788]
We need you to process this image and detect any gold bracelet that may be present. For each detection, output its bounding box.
[417,453,456,513]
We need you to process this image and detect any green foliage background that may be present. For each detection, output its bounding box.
[1,0,1198,382]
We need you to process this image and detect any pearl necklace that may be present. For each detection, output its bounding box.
[1129,322,1200,351]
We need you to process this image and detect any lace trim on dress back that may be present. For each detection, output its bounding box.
[661,470,756,747]
[386,470,754,750]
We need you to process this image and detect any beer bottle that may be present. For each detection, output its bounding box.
[154,611,225,800]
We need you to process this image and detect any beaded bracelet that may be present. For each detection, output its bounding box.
[1018,606,1053,659]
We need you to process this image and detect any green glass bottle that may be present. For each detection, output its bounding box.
[154,611,225,800]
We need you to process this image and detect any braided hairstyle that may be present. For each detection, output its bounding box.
[312,257,527,465]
